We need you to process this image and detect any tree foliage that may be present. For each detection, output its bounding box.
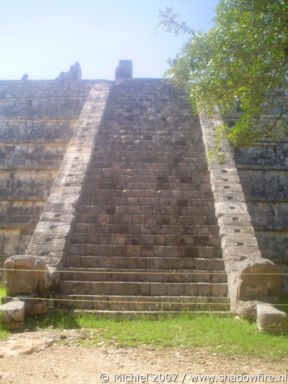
[159,0,288,146]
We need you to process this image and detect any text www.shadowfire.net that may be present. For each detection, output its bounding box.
[99,373,288,383]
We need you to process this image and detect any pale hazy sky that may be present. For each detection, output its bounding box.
[0,0,219,80]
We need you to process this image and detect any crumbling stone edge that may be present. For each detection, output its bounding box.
[199,109,287,333]
[0,82,111,328]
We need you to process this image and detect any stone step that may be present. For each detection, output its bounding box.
[88,162,209,172]
[91,149,204,157]
[77,196,214,208]
[96,130,199,137]
[70,233,220,247]
[97,126,199,131]
[60,268,227,283]
[93,137,197,145]
[96,127,197,134]
[84,175,209,185]
[95,135,197,142]
[83,181,211,193]
[69,244,222,258]
[95,127,201,134]
[90,167,210,179]
[93,130,199,137]
[59,310,232,320]
[75,206,216,218]
[65,256,225,270]
[91,145,203,153]
[80,188,213,198]
[91,138,195,147]
[73,223,219,236]
[56,294,230,312]
[59,280,228,297]
[74,213,217,226]
[82,189,211,198]
[77,204,215,216]
[90,143,204,153]
[96,132,199,138]
[91,154,205,163]
[80,189,214,200]
[82,191,213,201]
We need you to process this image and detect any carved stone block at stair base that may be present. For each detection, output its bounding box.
[233,258,281,303]
[3,255,50,297]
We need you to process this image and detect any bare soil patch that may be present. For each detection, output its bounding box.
[0,330,287,384]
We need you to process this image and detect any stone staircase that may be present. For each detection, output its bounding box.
[57,79,229,317]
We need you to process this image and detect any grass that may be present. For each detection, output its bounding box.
[0,285,10,340]
[0,285,6,300]
[24,310,288,361]
[278,296,288,315]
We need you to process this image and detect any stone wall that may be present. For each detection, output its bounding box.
[0,80,96,267]
[234,141,288,294]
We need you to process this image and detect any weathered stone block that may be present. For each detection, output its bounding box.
[39,212,74,224]
[223,246,261,265]
[214,190,246,202]
[221,235,258,248]
[27,237,67,255]
[31,221,71,239]
[218,214,252,227]
[233,259,281,302]
[215,202,248,217]
[0,299,25,324]
[219,224,255,237]
[257,303,288,334]
[233,300,261,321]
[23,297,49,316]
[3,255,49,296]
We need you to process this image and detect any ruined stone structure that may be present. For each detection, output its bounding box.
[0,61,286,329]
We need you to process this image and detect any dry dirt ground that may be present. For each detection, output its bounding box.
[0,330,287,384]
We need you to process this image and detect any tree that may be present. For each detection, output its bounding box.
[159,0,288,147]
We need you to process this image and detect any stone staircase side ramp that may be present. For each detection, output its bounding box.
[199,110,281,316]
